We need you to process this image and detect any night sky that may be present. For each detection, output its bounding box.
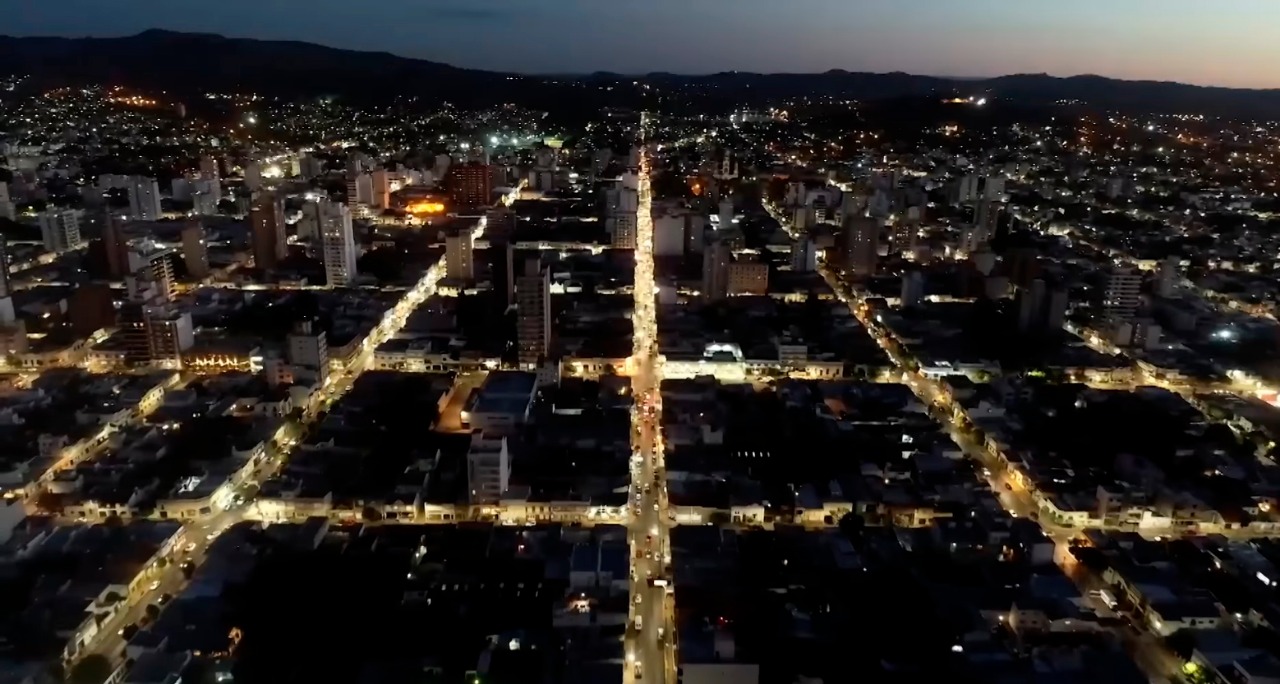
[8,0,1278,88]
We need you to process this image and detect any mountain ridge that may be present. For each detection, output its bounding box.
[1,30,1277,117]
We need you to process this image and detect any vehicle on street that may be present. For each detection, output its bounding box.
[147,579,161,591]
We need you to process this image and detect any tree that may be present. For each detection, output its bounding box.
[144,604,161,620]
[838,511,865,539]
[361,506,384,523]
[34,490,64,514]
[67,654,114,684]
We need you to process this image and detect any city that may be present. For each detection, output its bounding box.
[0,16,1279,684]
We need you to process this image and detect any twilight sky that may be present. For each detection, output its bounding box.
[8,0,1280,88]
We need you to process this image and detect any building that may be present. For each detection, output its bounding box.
[1104,268,1142,322]
[198,156,220,178]
[605,181,639,249]
[845,216,880,277]
[0,182,15,221]
[789,238,817,272]
[69,283,116,337]
[243,161,263,192]
[118,269,192,366]
[702,240,731,301]
[900,270,925,308]
[1156,256,1180,298]
[319,200,358,287]
[38,208,82,252]
[127,176,163,220]
[250,193,287,271]
[485,207,517,309]
[346,172,373,208]
[299,154,324,179]
[515,258,551,366]
[128,246,177,303]
[372,168,392,209]
[0,237,10,299]
[445,227,475,281]
[726,256,768,296]
[180,222,209,279]
[0,237,13,326]
[145,307,195,368]
[287,319,328,384]
[102,214,131,278]
[717,198,733,230]
[448,161,492,210]
[467,431,510,504]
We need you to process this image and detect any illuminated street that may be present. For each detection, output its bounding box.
[70,194,515,668]
[625,115,676,684]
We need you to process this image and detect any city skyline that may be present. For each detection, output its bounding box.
[7,0,1280,89]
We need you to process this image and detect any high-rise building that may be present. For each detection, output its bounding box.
[1156,256,1180,298]
[198,156,220,178]
[701,239,731,301]
[102,214,131,279]
[467,431,510,504]
[1104,268,1142,322]
[605,182,638,249]
[287,319,328,384]
[180,222,209,279]
[127,176,163,220]
[846,217,880,277]
[118,264,193,368]
[38,208,82,253]
[445,227,474,281]
[346,173,373,208]
[250,193,287,271]
[319,200,358,287]
[448,162,492,210]
[145,307,194,368]
[486,207,517,309]
[515,258,550,366]
[299,154,324,180]
[726,256,768,296]
[717,198,733,230]
[0,237,11,299]
[789,238,817,273]
[0,182,14,221]
[901,270,925,308]
[1046,286,1069,332]
[243,161,263,192]
[371,169,391,209]
[192,191,218,216]
[493,242,515,310]
[0,237,13,325]
[128,246,177,303]
[68,283,116,337]
[1016,279,1047,332]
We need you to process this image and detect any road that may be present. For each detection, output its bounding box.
[625,120,677,684]
[71,188,522,668]
[762,200,1182,682]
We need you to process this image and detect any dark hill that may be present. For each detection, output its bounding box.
[1,30,1277,118]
